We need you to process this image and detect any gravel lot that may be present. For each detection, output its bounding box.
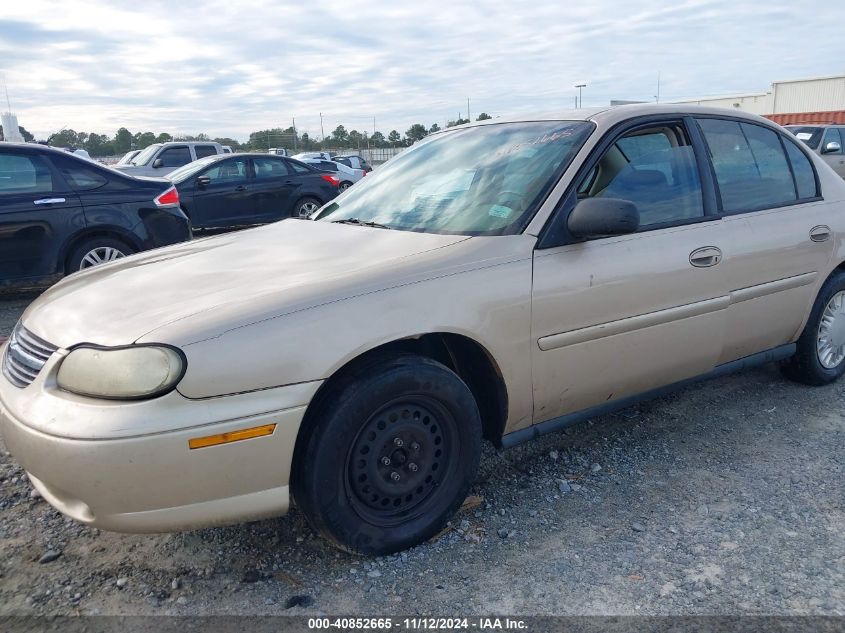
[0,295,842,617]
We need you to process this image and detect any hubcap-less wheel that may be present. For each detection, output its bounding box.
[80,246,126,270]
[817,291,845,368]
[339,182,351,192]
[297,201,319,218]
[346,398,454,525]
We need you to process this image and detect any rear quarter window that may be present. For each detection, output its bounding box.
[782,139,819,199]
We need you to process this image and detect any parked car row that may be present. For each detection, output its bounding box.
[4,105,845,556]
[786,123,845,178]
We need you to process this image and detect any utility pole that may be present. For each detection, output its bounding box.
[467,97,471,122]
[292,117,297,150]
[373,115,376,136]
[655,71,661,103]
[575,83,586,108]
[319,112,325,143]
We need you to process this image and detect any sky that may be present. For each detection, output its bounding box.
[0,0,843,142]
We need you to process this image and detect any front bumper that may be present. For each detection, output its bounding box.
[0,342,321,532]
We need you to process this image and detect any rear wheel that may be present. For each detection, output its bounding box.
[292,197,321,219]
[780,271,845,385]
[292,353,482,555]
[67,237,134,273]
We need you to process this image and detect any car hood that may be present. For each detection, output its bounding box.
[22,220,473,349]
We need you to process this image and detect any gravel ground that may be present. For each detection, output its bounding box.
[0,296,842,616]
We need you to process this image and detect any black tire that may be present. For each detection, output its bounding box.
[292,353,482,555]
[339,181,352,192]
[66,237,134,273]
[780,270,845,385]
[292,197,321,219]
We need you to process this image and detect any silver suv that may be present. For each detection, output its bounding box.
[113,142,225,176]
[786,124,845,178]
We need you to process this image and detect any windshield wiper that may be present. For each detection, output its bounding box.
[331,218,394,230]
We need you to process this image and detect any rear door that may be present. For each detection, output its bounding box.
[695,117,834,362]
[194,144,219,160]
[190,156,253,228]
[0,148,83,283]
[249,157,296,221]
[819,128,845,178]
[531,117,729,422]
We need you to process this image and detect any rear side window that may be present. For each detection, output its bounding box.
[253,158,290,179]
[335,157,352,167]
[0,153,54,194]
[697,119,798,213]
[287,160,310,174]
[50,155,108,190]
[158,146,192,168]
[194,145,218,159]
[783,140,819,199]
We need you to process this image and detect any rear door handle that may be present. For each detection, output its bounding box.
[234,185,247,192]
[810,225,831,242]
[33,198,66,205]
[689,246,722,268]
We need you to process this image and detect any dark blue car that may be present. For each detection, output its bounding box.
[0,143,191,289]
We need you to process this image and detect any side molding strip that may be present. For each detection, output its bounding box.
[501,343,796,449]
[729,271,817,304]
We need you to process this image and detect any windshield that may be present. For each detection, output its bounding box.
[313,121,593,235]
[166,155,221,181]
[130,144,161,166]
[116,150,139,166]
[786,126,823,149]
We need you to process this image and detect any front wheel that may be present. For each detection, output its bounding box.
[292,354,482,555]
[780,270,845,385]
[339,181,352,192]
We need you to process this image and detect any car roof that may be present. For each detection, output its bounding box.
[431,104,785,135]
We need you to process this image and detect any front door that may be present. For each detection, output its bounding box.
[819,127,845,178]
[191,156,253,229]
[531,119,729,422]
[0,149,84,284]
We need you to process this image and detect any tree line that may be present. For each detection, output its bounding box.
[0,113,493,158]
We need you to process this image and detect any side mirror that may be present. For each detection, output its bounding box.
[196,175,211,188]
[822,141,841,154]
[568,197,640,239]
[152,158,164,168]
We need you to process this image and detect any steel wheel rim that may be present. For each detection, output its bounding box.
[298,201,318,217]
[817,291,845,368]
[345,396,456,526]
[80,247,126,270]
[339,183,350,191]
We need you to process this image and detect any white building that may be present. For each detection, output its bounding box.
[675,74,845,115]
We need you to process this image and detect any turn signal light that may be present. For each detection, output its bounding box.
[188,423,277,449]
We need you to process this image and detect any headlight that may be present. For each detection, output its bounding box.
[57,345,186,400]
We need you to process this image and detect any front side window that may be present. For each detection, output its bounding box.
[0,153,54,194]
[821,128,843,155]
[158,146,192,168]
[194,145,218,159]
[253,157,290,179]
[576,124,704,227]
[202,158,247,183]
[697,118,797,213]
[314,121,594,235]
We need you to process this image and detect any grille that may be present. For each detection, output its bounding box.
[2,324,57,388]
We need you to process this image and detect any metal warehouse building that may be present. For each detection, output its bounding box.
[675,74,845,124]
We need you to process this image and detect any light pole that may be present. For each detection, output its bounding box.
[575,84,586,108]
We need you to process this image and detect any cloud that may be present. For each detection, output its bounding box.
[0,0,841,141]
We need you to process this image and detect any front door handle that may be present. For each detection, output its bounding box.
[810,225,831,242]
[234,185,247,192]
[690,246,722,268]
[33,198,66,205]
